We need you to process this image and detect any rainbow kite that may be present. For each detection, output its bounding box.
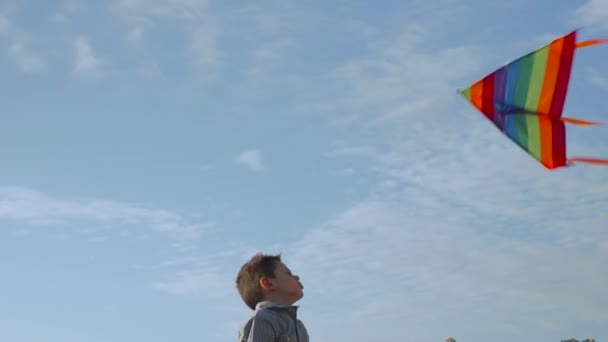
[459,30,608,170]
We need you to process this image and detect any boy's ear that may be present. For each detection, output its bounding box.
[259,276,274,291]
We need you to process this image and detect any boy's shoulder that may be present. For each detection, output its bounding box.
[240,301,297,330]
[238,302,308,342]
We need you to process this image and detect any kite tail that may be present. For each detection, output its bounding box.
[575,37,608,49]
[564,36,608,167]
[561,117,605,126]
[567,157,608,166]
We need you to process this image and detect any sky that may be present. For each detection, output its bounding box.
[1,1,608,342]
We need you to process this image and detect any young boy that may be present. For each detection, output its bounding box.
[236,253,309,342]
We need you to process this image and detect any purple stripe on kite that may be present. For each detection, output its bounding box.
[504,61,520,111]
[493,67,507,129]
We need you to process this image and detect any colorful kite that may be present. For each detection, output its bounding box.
[459,30,608,170]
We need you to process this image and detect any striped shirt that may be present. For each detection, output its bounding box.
[238,301,309,342]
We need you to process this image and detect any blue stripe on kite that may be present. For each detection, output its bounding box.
[505,114,517,140]
[504,60,520,107]
[503,60,521,137]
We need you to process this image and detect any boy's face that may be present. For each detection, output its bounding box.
[265,261,303,303]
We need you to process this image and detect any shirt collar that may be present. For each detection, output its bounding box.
[255,301,299,316]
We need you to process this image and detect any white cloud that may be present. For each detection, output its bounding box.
[574,0,608,31]
[305,22,483,128]
[52,0,83,24]
[147,243,252,299]
[63,0,83,14]
[52,13,69,24]
[10,228,30,237]
[333,168,355,176]
[289,193,608,341]
[73,36,103,75]
[325,143,380,160]
[235,149,265,171]
[153,269,224,296]
[137,62,163,78]
[246,39,293,77]
[305,67,608,341]
[233,4,292,37]
[0,15,10,33]
[0,15,46,73]
[112,0,221,74]
[0,186,212,252]
[188,23,222,67]
[152,265,236,300]
[112,0,211,21]
[9,42,46,72]
[586,66,608,92]
[127,26,143,45]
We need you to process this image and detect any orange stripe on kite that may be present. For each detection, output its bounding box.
[469,79,485,113]
[538,116,554,167]
[538,38,563,115]
[538,39,564,167]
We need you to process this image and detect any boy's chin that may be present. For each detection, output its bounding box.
[285,291,303,302]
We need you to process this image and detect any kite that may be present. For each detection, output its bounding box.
[459,30,608,170]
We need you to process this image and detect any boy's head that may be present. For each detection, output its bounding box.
[236,253,304,310]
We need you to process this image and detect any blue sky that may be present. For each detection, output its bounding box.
[1,1,608,341]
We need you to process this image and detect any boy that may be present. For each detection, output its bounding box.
[236,253,309,342]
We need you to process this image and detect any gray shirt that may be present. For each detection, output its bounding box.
[238,301,309,342]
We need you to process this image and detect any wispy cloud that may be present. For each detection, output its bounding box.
[111,0,220,72]
[137,62,163,78]
[325,142,380,160]
[0,15,10,33]
[289,192,608,341]
[187,22,222,68]
[0,185,240,305]
[586,66,608,92]
[573,0,608,31]
[333,168,355,176]
[127,27,143,46]
[52,0,83,24]
[73,36,103,75]
[245,39,293,77]
[308,23,483,127]
[152,268,227,297]
[0,15,47,73]
[9,41,46,72]
[111,0,211,21]
[228,2,313,77]
[145,243,252,299]
[235,149,265,171]
[0,186,212,252]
